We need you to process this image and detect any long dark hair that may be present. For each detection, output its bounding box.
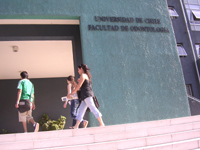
[66,75,77,91]
[78,64,92,83]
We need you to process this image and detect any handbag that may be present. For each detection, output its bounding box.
[93,96,99,108]
[17,84,33,113]
[17,100,31,113]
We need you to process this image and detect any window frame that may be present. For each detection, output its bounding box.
[195,44,200,57]
[186,84,193,96]
[177,44,188,57]
[168,7,179,19]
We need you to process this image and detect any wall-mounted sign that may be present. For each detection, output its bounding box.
[88,16,169,33]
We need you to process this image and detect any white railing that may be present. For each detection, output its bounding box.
[188,94,200,103]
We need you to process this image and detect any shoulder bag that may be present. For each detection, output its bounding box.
[93,96,99,108]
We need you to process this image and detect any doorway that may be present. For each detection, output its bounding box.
[0,24,83,133]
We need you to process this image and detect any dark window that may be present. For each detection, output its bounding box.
[186,84,193,96]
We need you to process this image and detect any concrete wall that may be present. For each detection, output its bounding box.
[0,0,190,130]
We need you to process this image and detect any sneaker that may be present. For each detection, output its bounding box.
[34,123,39,132]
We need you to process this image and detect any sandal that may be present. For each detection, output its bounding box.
[69,126,78,129]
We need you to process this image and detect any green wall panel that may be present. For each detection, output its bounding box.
[0,0,190,127]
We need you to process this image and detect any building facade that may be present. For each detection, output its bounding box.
[167,0,200,115]
[0,0,191,133]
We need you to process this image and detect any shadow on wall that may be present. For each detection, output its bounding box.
[189,100,200,116]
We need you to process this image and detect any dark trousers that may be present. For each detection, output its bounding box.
[70,99,80,126]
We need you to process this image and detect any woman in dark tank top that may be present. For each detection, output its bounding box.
[80,79,94,100]
[67,64,105,129]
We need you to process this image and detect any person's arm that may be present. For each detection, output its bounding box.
[67,84,71,95]
[15,89,22,108]
[32,94,36,110]
[67,74,85,98]
[63,84,71,108]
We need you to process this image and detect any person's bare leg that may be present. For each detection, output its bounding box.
[72,120,81,129]
[83,120,88,128]
[97,117,105,127]
[29,118,36,124]
[22,122,27,132]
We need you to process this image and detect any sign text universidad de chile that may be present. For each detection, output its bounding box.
[88,16,170,33]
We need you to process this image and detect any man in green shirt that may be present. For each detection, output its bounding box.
[15,71,39,132]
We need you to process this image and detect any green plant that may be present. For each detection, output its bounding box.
[1,129,9,134]
[38,114,66,131]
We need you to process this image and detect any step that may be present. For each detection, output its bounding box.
[34,136,200,150]
[1,125,200,149]
[1,115,200,150]
[128,138,200,150]
[1,120,200,144]
[1,115,200,143]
